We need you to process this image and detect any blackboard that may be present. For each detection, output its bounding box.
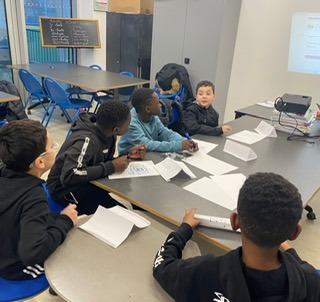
[39,17,101,48]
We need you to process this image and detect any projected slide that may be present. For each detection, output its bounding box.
[288,13,320,74]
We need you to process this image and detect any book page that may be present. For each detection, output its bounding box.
[108,206,150,228]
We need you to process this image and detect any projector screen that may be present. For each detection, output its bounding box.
[288,13,320,74]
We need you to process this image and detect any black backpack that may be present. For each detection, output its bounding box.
[159,98,183,133]
[0,80,28,121]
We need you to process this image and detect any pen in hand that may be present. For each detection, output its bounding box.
[185,132,196,151]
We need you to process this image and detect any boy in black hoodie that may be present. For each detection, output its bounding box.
[153,172,320,302]
[182,80,232,136]
[0,119,77,280]
[47,100,146,215]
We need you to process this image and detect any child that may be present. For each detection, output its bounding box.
[118,88,198,154]
[46,100,146,215]
[153,172,320,301]
[182,80,232,136]
[0,119,77,280]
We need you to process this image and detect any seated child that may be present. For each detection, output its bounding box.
[0,119,77,280]
[182,80,232,136]
[118,88,198,154]
[153,172,320,301]
[47,100,146,215]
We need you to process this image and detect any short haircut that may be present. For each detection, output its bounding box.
[131,88,155,113]
[95,99,130,130]
[237,172,302,248]
[0,119,47,172]
[196,80,215,94]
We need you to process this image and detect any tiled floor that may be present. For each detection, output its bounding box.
[26,106,320,301]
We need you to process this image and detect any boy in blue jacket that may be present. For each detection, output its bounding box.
[153,172,320,302]
[118,88,198,154]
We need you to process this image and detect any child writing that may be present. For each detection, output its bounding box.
[153,172,320,301]
[46,100,146,215]
[182,80,232,136]
[118,88,198,154]
[0,119,77,280]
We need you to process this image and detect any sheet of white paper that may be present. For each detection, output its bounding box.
[183,139,218,155]
[108,206,150,228]
[109,160,159,179]
[79,206,134,248]
[183,154,238,175]
[227,130,267,145]
[256,100,274,108]
[223,139,257,161]
[209,173,246,202]
[155,157,196,182]
[183,177,237,210]
[255,120,277,137]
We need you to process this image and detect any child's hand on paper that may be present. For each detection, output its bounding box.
[222,125,232,134]
[182,140,199,152]
[128,144,147,160]
[112,156,129,172]
[61,204,78,226]
[183,208,200,229]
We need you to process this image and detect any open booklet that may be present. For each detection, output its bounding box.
[79,206,151,248]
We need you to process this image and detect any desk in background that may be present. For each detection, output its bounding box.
[8,63,150,91]
[0,91,20,103]
[45,212,200,302]
[234,104,274,120]
[92,115,320,251]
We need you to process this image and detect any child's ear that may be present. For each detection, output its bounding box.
[145,105,151,113]
[112,127,118,135]
[230,212,240,231]
[34,156,45,169]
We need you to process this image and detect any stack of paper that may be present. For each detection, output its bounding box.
[79,206,151,248]
[271,108,315,134]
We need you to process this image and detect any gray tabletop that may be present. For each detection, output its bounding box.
[93,115,320,251]
[235,104,275,120]
[45,212,200,302]
[8,63,150,91]
[0,91,20,103]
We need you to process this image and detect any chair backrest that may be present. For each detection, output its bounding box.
[43,183,65,212]
[0,274,49,302]
[43,77,70,105]
[89,64,102,70]
[18,68,44,94]
[119,71,135,96]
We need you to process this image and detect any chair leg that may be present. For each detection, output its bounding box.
[41,101,53,124]
[45,104,57,127]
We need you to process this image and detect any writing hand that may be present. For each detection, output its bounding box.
[112,156,129,172]
[61,204,78,226]
[128,144,147,159]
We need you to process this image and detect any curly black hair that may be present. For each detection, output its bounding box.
[237,172,302,248]
[131,88,155,113]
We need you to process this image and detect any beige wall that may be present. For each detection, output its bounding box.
[224,0,320,122]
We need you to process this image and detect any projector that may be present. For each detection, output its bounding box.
[275,93,311,115]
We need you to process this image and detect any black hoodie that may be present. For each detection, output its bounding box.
[47,112,116,200]
[0,165,73,280]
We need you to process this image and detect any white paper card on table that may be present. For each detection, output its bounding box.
[227,130,267,145]
[183,154,238,175]
[79,206,150,248]
[255,120,277,138]
[155,157,196,182]
[109,160,159,179]
[223,139,257,162]
[209,173,246,202]
[183,139,218,155]
[256,100,274,108]
[183,177,237,210]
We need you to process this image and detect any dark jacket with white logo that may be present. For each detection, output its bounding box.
[47,112,116,200]
[153,223,320,302]
[0,165,73,280]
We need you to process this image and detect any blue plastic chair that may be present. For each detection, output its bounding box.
[18,68,50,116]
[93,71,135,113]
[43,77,91,128]
[65,64,102,100]
[154,83,185,104]
[0,274,49,302]
[43,183,65,212]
